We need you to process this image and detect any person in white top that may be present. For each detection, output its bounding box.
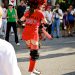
[52,4,63,38]
[40,4,47,41]
[0,38,21,75]
[0,5,2,35]
[45,5,53,34]
[67,5,75,36]
[1,3,7,36]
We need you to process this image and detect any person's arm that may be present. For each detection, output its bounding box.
[20,16,25,21]
[15,9,18,19]
[58,9,63,17]
[17,15,26,26]
[41,18,48,24]
[6,9,9,19]
[0,6,2,18]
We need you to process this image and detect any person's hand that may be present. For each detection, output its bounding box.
[39,24,43,29]
[17,20,23,25]
[64,26,67,30]
[55,9,58,13]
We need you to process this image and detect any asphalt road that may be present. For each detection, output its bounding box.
[1,34,75,75]
[15,36,75,75]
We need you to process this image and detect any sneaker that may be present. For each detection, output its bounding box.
[30,72,36,75]
[30,69,41,75]
[16,43,20,45]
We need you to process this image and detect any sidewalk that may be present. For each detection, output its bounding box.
[15,37,75,75]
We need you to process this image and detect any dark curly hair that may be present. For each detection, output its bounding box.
[27,0,47,17]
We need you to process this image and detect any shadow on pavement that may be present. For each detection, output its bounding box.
[40,52,75,60]
[17,52,75,62]
[17,57,29,62]
[63,71,75,75]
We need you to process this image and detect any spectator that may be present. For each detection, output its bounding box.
[1,3,7,37]
[5,3,20,45]
[52,3,63,38]
[62,10,68,37]
[0,38,21,75]
[0,5,2,36]
[17,0,26,39]
[39,4,47,41]
[45,5,53,34]
[73,8,75,33]
[18,0,47,75]
[67,5,74,36]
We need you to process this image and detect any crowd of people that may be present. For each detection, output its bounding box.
[0,0,75,75]
[0,0,26,45]
[0,0,75,42]
[41,3,75,38]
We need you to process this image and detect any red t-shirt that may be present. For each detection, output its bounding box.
[22,9,44,40]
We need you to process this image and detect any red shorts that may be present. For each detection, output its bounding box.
[22,27,39,50]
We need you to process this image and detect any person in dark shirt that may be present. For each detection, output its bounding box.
[17,0,26,19]
[17,0,26,39]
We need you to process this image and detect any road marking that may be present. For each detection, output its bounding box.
[63,41,75,44]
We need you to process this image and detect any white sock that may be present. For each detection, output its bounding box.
[33,69,41,74]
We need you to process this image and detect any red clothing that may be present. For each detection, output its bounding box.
[22,9,44,41]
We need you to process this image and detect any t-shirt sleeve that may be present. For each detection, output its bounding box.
[24,11,29,17]
[39,12,45,21]
[40,12,44,20]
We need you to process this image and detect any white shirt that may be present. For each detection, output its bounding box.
[53,8,63,19]
[0,39,21,75]
[74,9,75,13]
[70,9,75,15]
[42,11,46,17]
[2,8,7,19]
[45,11,53,22]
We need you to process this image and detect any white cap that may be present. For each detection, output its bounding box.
[8,3,13,6]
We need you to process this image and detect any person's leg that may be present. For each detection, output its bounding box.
[25,40,36,72]
[51,21,55,37]
[29,39,41,75]
[5,22,11,41]
[25,39,40,75]
[12,22,19,44]
[25,40,31,49]
[56,19,60,38]
[28,57,36,72]
[70,22,74,36]
[29,39,39,71]
[3,19,7,36]
[48,24,52,34]
[17,26,23,40]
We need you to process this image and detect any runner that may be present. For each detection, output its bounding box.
[18,0,47,75]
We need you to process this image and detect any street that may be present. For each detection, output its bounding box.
[1,35,75,75]
[11,35,75,75]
